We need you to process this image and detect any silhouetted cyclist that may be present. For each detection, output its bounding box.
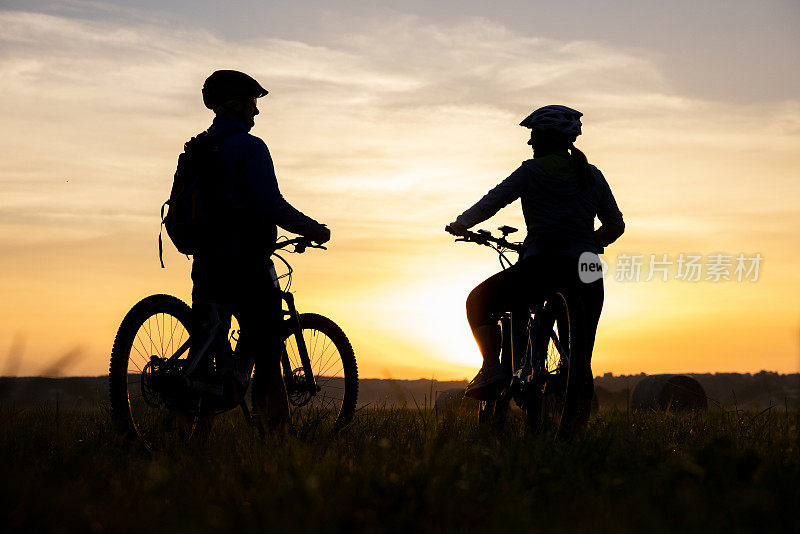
[192,70,330,430]
[446,105,624,429]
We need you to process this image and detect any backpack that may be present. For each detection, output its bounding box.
[159,132,223,267]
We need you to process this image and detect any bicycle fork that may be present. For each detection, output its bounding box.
[281,291,319,394]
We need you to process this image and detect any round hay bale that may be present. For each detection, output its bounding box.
[631,374,707,411]
[435,388,473,413]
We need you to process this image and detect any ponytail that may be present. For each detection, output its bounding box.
[568,143,594,189]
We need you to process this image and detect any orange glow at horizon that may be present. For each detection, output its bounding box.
[1,8,799,379]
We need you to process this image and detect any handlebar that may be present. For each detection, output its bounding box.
[446,227,524,253]
[274,237,328,254]
[446,225,524,270]
[270,237,327,292]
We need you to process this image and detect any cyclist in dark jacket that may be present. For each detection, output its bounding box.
[192,70,330,430]
[446,105,624,430]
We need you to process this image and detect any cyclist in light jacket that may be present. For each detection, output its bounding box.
[446,105,624,430]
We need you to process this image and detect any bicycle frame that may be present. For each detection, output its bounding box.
[156,237,323,404]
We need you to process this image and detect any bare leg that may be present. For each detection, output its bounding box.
[472,324,501,367]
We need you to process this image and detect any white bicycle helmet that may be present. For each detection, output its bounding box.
[519,105,582,141]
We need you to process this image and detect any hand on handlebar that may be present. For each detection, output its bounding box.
[307,224,331,245]
[445,221,468,236]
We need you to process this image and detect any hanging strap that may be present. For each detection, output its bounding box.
[158,200,168,268]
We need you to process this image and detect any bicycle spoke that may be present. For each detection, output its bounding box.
[144,318,155,356]
[308,330,321,369]
[129,343,147,373]
[318,352,343,379]
[167,315,179,357]
[316,340,340,376]
[134,332,151,362]
[154,315,163,358]
[316,337,336,368]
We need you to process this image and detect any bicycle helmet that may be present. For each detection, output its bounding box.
[519,105,582,141]
[202,70,268,110]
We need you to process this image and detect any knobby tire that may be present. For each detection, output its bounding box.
[109,294,195,449]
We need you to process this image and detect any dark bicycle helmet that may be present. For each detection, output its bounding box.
[519,105,582,141]
[202,70,268,110]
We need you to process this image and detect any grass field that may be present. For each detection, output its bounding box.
[1,404,797,533]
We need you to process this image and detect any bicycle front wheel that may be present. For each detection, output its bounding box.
[109,294,198,448]
[253,313,358,427]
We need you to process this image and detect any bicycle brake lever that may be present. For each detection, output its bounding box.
[299,241,328,251]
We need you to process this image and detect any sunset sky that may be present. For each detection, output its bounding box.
[1,0,799,379]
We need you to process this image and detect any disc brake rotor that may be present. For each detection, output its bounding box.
[287,367,313,407]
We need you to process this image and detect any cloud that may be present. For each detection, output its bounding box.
[1,8,798,246]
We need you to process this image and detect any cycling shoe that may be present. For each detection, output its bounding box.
[465,363,507,400]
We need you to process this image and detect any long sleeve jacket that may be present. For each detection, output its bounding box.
[202,115,326,258]
[455,153,624,258]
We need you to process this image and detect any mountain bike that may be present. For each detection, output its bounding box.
[448,226,582,434]
[109,237,358,448]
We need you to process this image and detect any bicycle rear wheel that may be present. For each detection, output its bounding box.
[252,313,358,428]
[524,291,573,435]
[109,294,198,449]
